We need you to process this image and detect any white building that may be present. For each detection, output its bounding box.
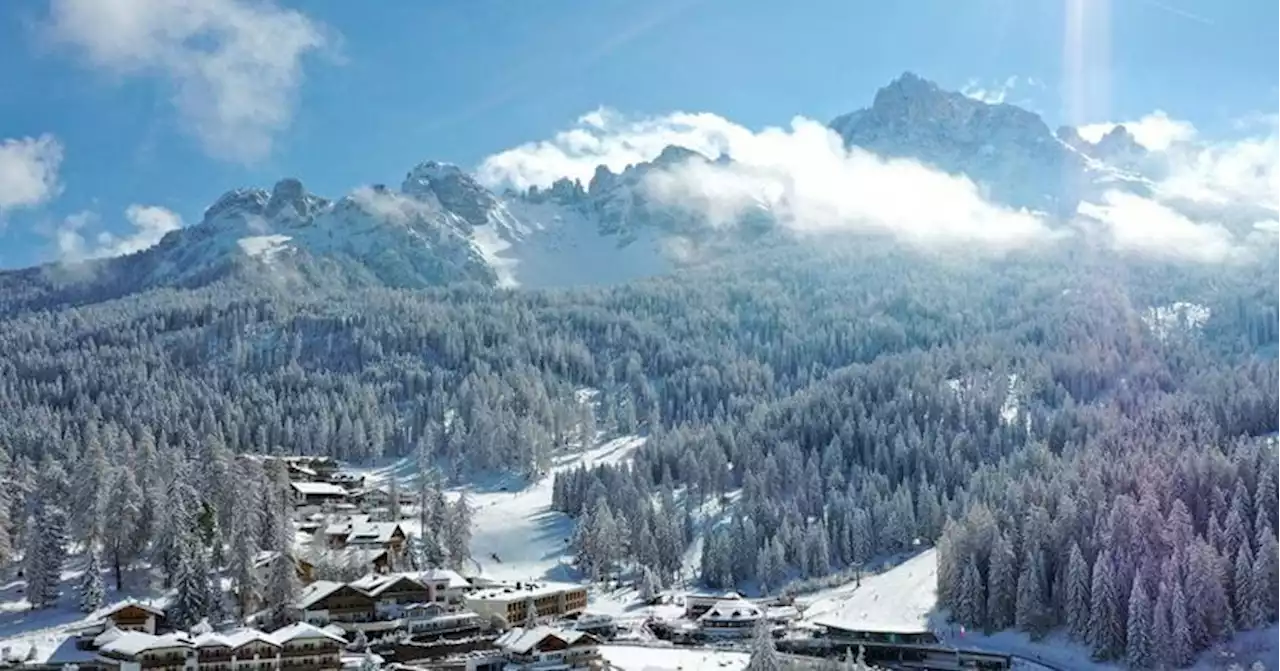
[493,627,603,671]
[696,596,763,637]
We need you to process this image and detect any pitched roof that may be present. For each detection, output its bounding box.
[419,568,471,589]
[99,632,193,656]
[291,482,349,497]
[349,573,425,596]
[271,622,348,645]
[494,627,596,655]
[100,599,165,618]
[296,580,348,610]
[222,629,281,649]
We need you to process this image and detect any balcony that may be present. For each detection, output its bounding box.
[281,647,340,658]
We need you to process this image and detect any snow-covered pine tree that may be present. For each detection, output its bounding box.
[1125,576,1152,668]
[169,539,210,630]
[104,467,143,591]
[1234,545,1261,630]
[1169,580,1194,667]
[0,445,14,569]
[744,619,782,671]
[79,549,105,613]
[523,597,538,627]
[957,560,983,628]
[1087,548,1123,659]
[26,502,68,609]
[388,476,402,522]
[985,533,1015,630]
[1151,580,1172,669]
[266,550,302,612]
[1251,533,1278,622]
[1065,543,1091,640]
[1014,551,1044,634]
[443,493,473,570]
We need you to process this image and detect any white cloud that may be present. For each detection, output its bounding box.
[47,0,329,163]
[477,108,752,191]
[481,109,1060,253]
[56,204,183,262]
[961,76,1020,105]
[1078,191,1248,264]
[1160,131,1278,211]
[1078,110,1197,151]
[0,134,63,214]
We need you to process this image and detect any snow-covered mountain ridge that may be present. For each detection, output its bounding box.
[0,71,1251,309]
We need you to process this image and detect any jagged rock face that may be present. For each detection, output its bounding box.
[402,162,500,230]
[831,72,1085,216]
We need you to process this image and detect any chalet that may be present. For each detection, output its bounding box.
[697,596,763,637]
[351,574,431,613]
[349,487,416,510]
[296,582,377,626]
[324,516,407,554]
[683,590,746,618]
[268,623,345,669]
[291,482,350,507]
[96,631,194,671]
[493,627,603,671]
[465,583,588,628]
[98,601,165,635]
[253,551,316,585]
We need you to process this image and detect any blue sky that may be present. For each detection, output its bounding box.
[0,0,1275,268]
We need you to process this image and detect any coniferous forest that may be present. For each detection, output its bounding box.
[0,235,1276,667]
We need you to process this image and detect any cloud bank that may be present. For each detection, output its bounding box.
[478,105,1275,263]
[479,108,1055,253]
[1078,110,1197,151]
[56,204,183,262]
[47,0,329,163]
[0,134,63,215]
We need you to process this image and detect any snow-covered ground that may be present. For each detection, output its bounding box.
[465,435,644,583]
[599,644,749,671]
[798,548,940,634]
[0,564,167,666]
[343,433,645,584]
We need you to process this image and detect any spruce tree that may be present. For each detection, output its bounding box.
[1151,580,1172,669]
[1125,577,1152,668]
[79,550,105,613]
[1065,543,1091,640]
[744,619,782,671]
[1088,549,1122,659]
[985,533,1015,630]
[1169,581,1193,667]
[1234,545,1261,630]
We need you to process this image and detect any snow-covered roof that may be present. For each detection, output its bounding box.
[100,599,165,618]
[494,626,596,655]
[99,632,192,656]
[321,624,349,641]
[296,580,349,610]
[699,599,763,622]
[346,521,404,545]
[271,622,347,645]
[349,573,426,596]
[221,629,280,649]
[291,482,349,497]
[92,627,127,649]
[467,581,585,604]
[419,568,471,589]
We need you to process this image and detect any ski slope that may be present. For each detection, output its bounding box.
[800,548,940,634]
[466,435,644,582]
